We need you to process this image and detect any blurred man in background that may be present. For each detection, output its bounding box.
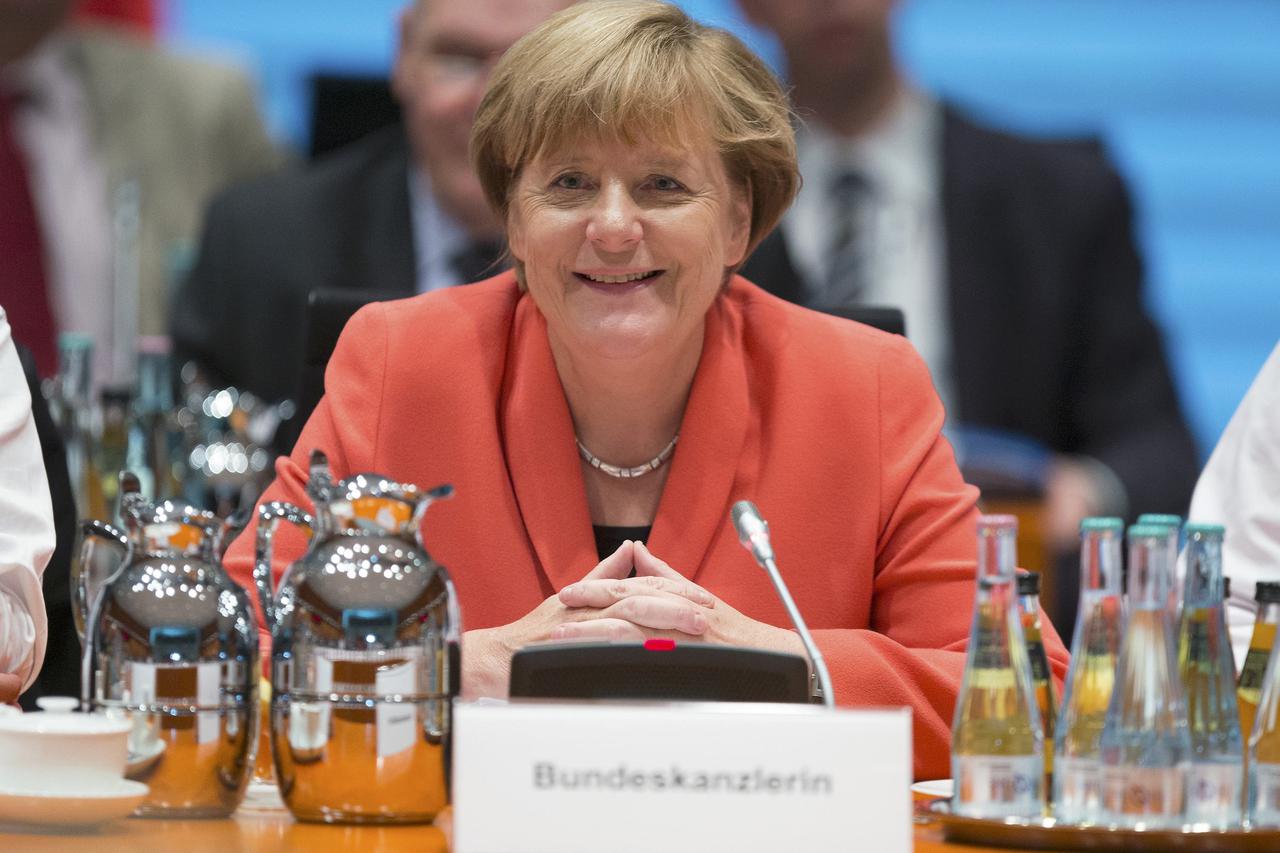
[737,0,1199,621]
[172,0,574,428]
[0,0,280,388]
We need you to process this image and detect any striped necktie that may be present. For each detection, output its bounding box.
[823,169,872,308]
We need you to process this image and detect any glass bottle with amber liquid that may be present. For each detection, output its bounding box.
[1240,583,1280,761]
[1053,517,1125,825]
[1178,524,1243,828]
[97,387,131,511]
[48,333,105,519]
[1017,571,1057,801]
[952,515,1044,819]
[1099,524,1190,828]
[1249,593,1280,827]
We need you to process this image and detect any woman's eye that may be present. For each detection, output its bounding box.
[650,176,684,191]
[552,174,586,190]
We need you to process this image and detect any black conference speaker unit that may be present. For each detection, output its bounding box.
[508,640,812,704]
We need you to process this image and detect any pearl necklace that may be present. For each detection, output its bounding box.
[576,433,679,479]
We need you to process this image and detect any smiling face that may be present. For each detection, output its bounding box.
[506,132,751,365]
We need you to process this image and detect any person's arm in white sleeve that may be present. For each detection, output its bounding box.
[0,307,54,698]
[1189,341,1280,665]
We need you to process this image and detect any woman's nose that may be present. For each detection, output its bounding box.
[585,183,642,251]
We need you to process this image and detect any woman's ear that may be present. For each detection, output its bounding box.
[506,204,526,265]
[724,181,753,269]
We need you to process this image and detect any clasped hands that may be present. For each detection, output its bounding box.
[461,540,802,698]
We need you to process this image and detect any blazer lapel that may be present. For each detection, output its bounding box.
[500,297,599,591]
[647,294,749,581]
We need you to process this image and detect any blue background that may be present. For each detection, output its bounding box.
[164,0,1280,457]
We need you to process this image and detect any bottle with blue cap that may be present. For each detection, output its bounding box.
[1099,523,1190,828]
[1178,523,1243,827]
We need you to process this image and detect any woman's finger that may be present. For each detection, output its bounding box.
[559,574,714,609]
[551,618,644,643]
[581,539,635,581]
[633,541,700,585]
[603,595,708,635]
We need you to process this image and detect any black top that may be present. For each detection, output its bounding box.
[593,525,651,563]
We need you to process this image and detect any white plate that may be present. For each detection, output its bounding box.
[0,778,148,827]
[911,778,954,798]
[125,735,167,776]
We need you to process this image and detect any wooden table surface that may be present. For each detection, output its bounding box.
[0,790,1011,852]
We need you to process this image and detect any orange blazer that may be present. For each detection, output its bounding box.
[223,272,1070,780]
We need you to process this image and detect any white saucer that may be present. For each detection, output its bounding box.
[0,778,148,827]
[910,778,954,798]
[125,736,167,776]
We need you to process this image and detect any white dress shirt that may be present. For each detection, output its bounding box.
[1189,341,1280,664]
[408,166,472,294]
[0,307,55,692]
[782,87,953,414]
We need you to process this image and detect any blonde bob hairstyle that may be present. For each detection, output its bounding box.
[471,0,798,260]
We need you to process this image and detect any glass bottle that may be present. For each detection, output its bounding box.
[952,515,1044,819]
[127,336,179,499]
[1017,571,1057,801]
[1053,517,1125,825]
[1240,583,1280,763]
[1248,596,1280,827]
[97,387,131,511]
[1137,514,1183,615]
[49,333,103,518]
[1178,524,1243,828]
[1099,524,1190,828]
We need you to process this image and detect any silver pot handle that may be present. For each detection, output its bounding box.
[254,501,314,633]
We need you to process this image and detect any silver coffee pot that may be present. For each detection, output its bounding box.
[254,449,460,824]
[79,473,258,817]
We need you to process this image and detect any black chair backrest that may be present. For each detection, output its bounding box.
[818,304,906,337]
[281,289,402,450]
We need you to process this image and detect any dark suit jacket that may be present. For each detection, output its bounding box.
[15,343,78,709]
[172,125,416,406]
[740,106,1198,517]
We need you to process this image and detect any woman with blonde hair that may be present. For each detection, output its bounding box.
[227,0,1067,779]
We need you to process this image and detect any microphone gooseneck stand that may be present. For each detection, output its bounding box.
[731,500,836,708]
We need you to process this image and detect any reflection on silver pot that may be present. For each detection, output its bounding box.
[255,449,460,824]
[80,473,258,817]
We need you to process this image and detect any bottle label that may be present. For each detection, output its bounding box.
[1185,762,1243,824]
[1239,647,1271,691]
[972,619,1007,669]
[1027,640,1050,682]
[1184,617,1213,662]
[1101,765,1185,821]
[1251,762,1280,826]
[1053,756,1101,824]
[952,755,1042,818]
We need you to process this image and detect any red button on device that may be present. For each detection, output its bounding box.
[643,638,676,652]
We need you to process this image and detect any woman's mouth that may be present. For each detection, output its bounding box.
[574,269,664,292]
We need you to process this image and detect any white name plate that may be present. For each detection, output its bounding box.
[453,700,912,853]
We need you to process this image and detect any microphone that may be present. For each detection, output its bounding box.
[731,501,835,708]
